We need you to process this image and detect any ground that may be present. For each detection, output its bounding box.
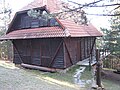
[102,69,120,84]
[0,60,82,90]
[0,60,120,90]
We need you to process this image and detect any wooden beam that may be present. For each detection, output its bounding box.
[96,49,102,87]
[87,37,89,57]
[21,63,61,72]
[64,41,74,65]
[30,40,33,64]
[90,37,96,55]
[89,37,96,70]
[84,38,86,58]
[12,41,23,63]
[63,42,67,68]
[79,38,81,61]
[49,41,63,67]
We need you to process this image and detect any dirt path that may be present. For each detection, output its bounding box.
[0,61,80,90]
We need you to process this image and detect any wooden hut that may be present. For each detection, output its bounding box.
[0,0,102,70]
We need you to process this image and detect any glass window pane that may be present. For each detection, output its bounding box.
[50,18,59,26]
[39,18,48,27]
[31,18,39,28]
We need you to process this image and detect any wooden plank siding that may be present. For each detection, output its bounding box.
[11,12,59,32]
[13,37,96,69]
[63,37,96,68]
[13,38,64,69]
[13,40,23,64]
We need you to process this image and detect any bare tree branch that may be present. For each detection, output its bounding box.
[109,6,120,13]
[86,13,120,16]
[61,0,120,17]
[68,0,104,6]
[83,0,105,6]
[68,0,120,7]
[67,0,82,6]
[89,3,120,7]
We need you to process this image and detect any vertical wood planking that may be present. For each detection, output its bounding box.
[63,41,67,68]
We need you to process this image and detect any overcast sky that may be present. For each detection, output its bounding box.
[1,0,111,30]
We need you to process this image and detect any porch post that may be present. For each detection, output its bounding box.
[96,49,102,87]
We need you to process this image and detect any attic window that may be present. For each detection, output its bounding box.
[21,16,31,29]
[27,9,49,20]
[39,18,48,27]
[50,18,59,26]
[31,18,39,28]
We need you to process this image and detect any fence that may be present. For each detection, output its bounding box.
[96,49,120,70]
[103,55,120,70]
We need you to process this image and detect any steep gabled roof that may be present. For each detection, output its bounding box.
[0,19,102,40]
[0,0,102,41]
[59,20,102,37]
[0,27,65,40]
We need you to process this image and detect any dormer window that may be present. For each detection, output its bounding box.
[39,18,48,27]
[50,18,59,26]
[21,15,31,29]
[31,18,39,28]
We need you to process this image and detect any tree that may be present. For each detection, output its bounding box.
[65,0,120,16]
[0,0,12,34]
[0,0,12,60]
[101,10,120,55]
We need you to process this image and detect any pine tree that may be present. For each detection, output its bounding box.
[101,10,120,55]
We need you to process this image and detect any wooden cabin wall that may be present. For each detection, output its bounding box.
[13,37,96,69]
[13,38,64,69]
[64,37,96,68]
[13,40,32,64]
[80,37,96,59]
[31,40,41,66]
[63,38,78,68]
[13,40,23,64]
[40,38,64,68]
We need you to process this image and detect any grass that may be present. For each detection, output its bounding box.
[27,69,74,84]
[26,65,80,84]
[102,79,120,90]
[80,67,93,80]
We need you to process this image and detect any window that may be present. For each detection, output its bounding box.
[39,18,48,27]
[19,12,60,29]
[21,16,31,29]
[50,18,59,26]
[31,18,39,28]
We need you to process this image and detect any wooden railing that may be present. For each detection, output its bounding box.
[97,49,120,70]
[103,55,120,69]
[99,49,110,60]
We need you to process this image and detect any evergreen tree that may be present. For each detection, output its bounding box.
[101,10,120,55]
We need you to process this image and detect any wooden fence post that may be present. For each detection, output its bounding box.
[96,49,102,87]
